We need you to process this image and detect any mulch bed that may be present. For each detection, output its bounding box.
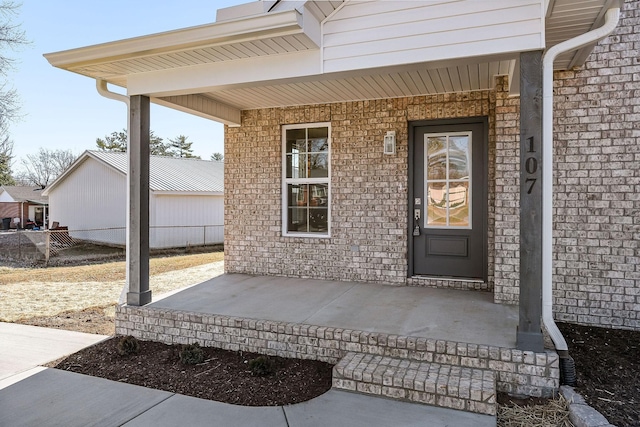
[54,337,333,406]
[558,322,640,427]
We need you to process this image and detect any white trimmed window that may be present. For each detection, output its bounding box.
[282,123,330,237]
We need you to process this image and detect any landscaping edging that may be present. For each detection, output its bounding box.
[560,386,616,427]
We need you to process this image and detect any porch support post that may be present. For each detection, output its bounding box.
[126,94,151,306]
[517,50,544,352]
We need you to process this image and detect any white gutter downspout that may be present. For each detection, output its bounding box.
[96,79,131,305]
[97,79,129,107]
[542,8,620,355]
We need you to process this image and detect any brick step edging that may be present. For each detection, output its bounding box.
[332,352,496,416]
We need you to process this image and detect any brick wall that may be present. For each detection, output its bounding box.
[225,93,497,286]
[551,0,640,329]
[0,203,19,222]
[0,202,23,229]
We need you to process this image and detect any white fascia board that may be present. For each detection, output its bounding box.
[44,10,307,69]
[127,50,322,98]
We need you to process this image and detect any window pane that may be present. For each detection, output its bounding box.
[288,207,308,232]
[308,127,328,143]
[449,182,470,227]
[287,184,306,208]
[309,207,327,231]
[427,136,447,180]
[286,153,307,179]
[286,129,307,154]
[448,135,470,179]
[309,153,328,178]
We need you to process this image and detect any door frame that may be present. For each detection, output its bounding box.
[407,117,489,280]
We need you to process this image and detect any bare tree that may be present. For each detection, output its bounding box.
[0,1,28,184]
[0,1,28,127]
[0,132,14,184]
[18,148,76,188]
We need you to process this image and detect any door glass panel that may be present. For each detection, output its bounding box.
[424,132,472,228]
[448,182,470,226]
[448,136,470,179]
[427,136,447,180]
[427,182,447,226]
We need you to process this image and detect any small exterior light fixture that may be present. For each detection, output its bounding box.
[384,130,396,155]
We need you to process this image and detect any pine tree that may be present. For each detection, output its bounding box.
[168,135,199,158]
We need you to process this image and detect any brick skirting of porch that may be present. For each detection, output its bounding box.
[407,276,491,291]
[115,304,559,399]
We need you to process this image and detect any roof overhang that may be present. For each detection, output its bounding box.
[44,0,622,126]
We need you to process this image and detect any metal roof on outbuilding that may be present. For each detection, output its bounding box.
[44,151,224,195]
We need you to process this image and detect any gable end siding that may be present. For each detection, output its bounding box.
[322,0,544,73]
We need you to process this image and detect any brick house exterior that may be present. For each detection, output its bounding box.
[224,0,640,331]
[45,0,637,335]
[551,2,640,329]
[0,186,48,229]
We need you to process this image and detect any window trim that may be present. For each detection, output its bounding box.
[281,122,331,238]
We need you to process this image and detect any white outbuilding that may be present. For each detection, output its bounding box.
[43,150,224,249]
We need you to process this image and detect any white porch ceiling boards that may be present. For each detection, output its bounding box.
[45,0,621,125]
[201,60,516,111]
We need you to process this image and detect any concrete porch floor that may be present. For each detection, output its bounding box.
[148,274,519,349]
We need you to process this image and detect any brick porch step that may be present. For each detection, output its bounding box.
[332,352,497,416]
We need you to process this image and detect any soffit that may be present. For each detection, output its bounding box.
[196,59,516,111]
[45,0,620,121]
[546,0,623,69]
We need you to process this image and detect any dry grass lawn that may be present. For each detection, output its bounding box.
[0,252,224,322]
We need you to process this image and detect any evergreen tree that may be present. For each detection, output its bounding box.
[211,152,224,161]
[96,130,127,152]
[96,129,172,156]
[168,135,199,158]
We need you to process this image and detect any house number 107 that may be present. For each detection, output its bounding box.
[525,136,537,194]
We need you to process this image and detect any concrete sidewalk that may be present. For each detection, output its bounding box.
[0,322,495,426]
[0,322,108,386]
[0,369,494,427]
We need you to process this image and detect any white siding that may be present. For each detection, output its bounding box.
[0,191,14,202]
[150,194,224,249]
[323,0,544,73]
[48,158,127,246]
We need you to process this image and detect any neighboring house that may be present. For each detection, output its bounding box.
[0,186,48,229]
[42,151,224,249]
[44,0,638,404]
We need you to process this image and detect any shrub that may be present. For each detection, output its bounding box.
[117,335,140,357]
[179,343,205,365]
[248,355,275,377]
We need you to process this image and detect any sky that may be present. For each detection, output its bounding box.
[6,0,247,170]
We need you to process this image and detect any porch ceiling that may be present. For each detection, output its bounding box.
[45,0,621,124]
[192,59,516,111]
